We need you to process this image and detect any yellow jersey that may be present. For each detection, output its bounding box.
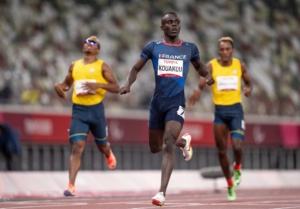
[210,58,242,105]
[72,59,107,106]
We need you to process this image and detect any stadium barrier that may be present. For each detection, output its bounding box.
[0,107,299,171]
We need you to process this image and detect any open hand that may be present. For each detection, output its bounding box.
[186,89,201,107]
[54,83,67,99]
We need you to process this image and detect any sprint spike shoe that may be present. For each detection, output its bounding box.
[227,186,236,201]
[233,169,242,186]
[180,133,193,161]
[151,192,165,206]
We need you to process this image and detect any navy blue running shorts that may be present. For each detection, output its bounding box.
[214,103,245,140]
[69,102,107,145]
[148,91,185,130]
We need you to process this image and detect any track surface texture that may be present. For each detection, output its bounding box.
[1,188,300,209]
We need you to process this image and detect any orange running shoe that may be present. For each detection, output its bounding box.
[64,183,76,197]
[106,149,116,170]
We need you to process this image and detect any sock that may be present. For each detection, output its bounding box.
[234,163,242,170]
[227,178,233,187]
[68,183,74,188]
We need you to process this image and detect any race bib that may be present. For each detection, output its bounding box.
[75,79,96,96]
[216,76,238,91]
[157,59,183,78]
[177,105,185,119]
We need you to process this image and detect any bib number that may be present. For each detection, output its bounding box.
[216,76,238,91]
[75,79,96,96]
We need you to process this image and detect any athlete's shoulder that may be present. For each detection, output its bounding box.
[232,57,244,66]
[209,58,218,63]
[73,59,82,66]
[142,40,162,50]
[96,58,104,63]
[151,39,164,45]
[181,40,197,47]
[232,57,241,62]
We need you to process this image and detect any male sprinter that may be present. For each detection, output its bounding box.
[120,12,214,206]
[54,36,119,196]
[187,37,253,201]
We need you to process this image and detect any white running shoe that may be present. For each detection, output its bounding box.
[180,133,193,161]
[151,192,165,206]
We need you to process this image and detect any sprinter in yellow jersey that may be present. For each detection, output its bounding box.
[54,36,120,197]
[187,37,252,201]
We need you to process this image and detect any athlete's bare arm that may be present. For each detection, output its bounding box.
[187,62,213,106]
[119,58,147,95]
[191,60,214,86]
[54,62,74,99]
[82,62,120,93]
[241,61,252,97]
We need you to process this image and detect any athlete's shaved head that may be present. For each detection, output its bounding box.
[161,12,178,24]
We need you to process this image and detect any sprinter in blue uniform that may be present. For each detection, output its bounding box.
[120,12,214,206]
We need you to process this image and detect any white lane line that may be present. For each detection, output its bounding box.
[272,207,300,209]
[0,202,88,209]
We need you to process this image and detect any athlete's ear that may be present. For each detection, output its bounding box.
[160,25,164,31]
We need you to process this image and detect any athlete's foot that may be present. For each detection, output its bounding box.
[227,186,236,201]
[151,192,165,206]
[106,149,117,170]
[64,183,76,197]
[180,133,193,161]
[233,169,242,186]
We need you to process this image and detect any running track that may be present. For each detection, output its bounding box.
[1,188,300,209]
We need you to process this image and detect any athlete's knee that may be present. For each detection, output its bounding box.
[163,137,176,153]
[97,142,109,152]
[149,137,163,153]
[71,141,85,155]
[232,139,243,152]
[217,148,227,158]
[149,144,162,153]
[150,147,160,153]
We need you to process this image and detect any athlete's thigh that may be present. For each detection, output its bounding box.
[148,128,164,148]
[69,117,89,143]
[228,104,245,140]
[213,124,229,149]
[213,108,229,149]
[89,103,108,145]
[164,97,185,127]
[164,120,182,142]
[148,120,182,148]
[148,98,166,131]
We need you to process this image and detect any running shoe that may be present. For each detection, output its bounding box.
[106,149,116,170]
[64,183,76,197]
[151,192,165,206]
[180,133,193,161]
[227,186,236,201]
[233,169,242,186]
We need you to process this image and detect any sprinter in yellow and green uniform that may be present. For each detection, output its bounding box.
[187,37,253,201]
[54,36,120,197]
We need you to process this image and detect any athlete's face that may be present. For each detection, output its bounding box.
[83,39,100,55]
[218,41,234,61]
[161,14,181,38]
